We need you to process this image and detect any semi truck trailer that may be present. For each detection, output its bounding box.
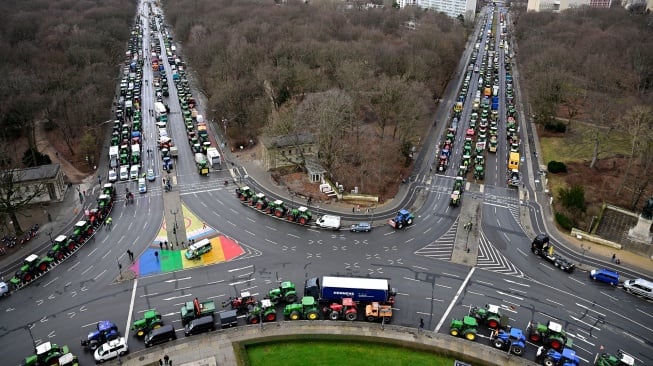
[304,276,396,304]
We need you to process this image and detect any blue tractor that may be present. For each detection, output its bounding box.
[490,327,526,356]
[81,320,119,351]
[538,347,580,366]
[388,209,414,229]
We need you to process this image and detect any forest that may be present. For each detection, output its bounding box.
[162,0,467,197]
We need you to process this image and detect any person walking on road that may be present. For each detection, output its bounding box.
[419,318,424,333]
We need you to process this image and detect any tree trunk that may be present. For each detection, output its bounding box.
[589,130,600,169]
[10,211,23,235]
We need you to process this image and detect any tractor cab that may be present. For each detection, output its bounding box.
[103,183,116,198]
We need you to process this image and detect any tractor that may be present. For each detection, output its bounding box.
[268,281,298,304]
[265,199,287,217]
[81,320,119,351]
[287,206,312,225]
[48,235,74,261]
[593,350,636,366]
[322,297,358,321]
[388,209,414,229]
[247,299,277,324]
[470,304,509,329]
[236,186,254,202]
[10,254,54,287]
[87,208,104,228]
[539,348,580,366]
[490,327,526,356]
[70,220,93,244]
[22,342,72,366]
[222,291,257,314]
[454,176,465,193]
[449,316,478,341]
[450,190,461,207]
[365,302,392,322]
[102,183,116,199]
[284,296,320,320]
[131,309,163,337]
[253,193,268,210]
[474,164,485,180]
[527,320,572,351]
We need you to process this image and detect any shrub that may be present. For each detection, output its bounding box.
[558,184,587,213]
[547,161,567,174]
[555,212,574,230]
[544,121,567,133]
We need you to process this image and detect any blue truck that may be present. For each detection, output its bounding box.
[491,96,499,111]
[304,276,396,305]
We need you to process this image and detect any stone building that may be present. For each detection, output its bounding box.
[0,164,67,204]
[260,133,318,172]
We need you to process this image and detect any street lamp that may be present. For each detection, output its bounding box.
[47,231,53,244]
[26,324,36,348]
[170,209,179,246]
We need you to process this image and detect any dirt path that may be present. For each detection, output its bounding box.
[35,121,89,183]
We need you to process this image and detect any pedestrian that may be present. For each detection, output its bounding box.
[181,241,185,248]
[159,359,163,366]
[419,318,424,333]
[616,258,621,265]
[202,222,206,229]
[159,241,163,251]
[164,355,169,365]
[611,253,616,263]
[154,251,159,260]
[83,190,86,196]
[352,206,355,213]
[164,242,168,250]
[165,241,168,249]
[55,151,59,159]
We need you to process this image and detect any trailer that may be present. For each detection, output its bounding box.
[304,276,396,305]
[206,147,221,168]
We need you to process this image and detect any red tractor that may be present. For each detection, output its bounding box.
[222,291,257,314]
[322,297,358,321]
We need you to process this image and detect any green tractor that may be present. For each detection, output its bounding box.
[103,183,116,198]
[268,281,298,304]
[454,176,465,192]
[97,194,113,212]
[284,296,320,320]
[265,199,287,217]
[70,220,93,244]
[48,235,74,261]
[527,320,572,351]
[236,186,254,202]
[594,350,636,366]
[470,304,509,329]
[10,254,55,287]
[119,145,130,165]
[449,316,478,341]
[22,342,73,366]
[474,164,485,180]
[131,309,163,337]
[253,193,268,210]
[287,206,312,225]
[247,299,277,324]
[111,132,120,146]
[450,190,461,207]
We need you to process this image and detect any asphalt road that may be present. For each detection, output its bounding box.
[0,4,651,366]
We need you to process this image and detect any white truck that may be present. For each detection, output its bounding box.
[206,147,221,168]
[154,102,167,119]
[316,215,341,230]
[109,146,119,168]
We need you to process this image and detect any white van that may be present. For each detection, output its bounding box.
[138,178,147,193]
[623,278,653,300]
[119,166,129,181]
[130,165,139,180]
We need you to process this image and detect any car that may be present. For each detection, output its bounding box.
[94,337,128,363]
[108,170,117,183]
[623,278,653,300]
[119,166,129,181]
[138,178,147,194]
[589,268,619,285]
[350,222,372,232]
[0,281,9,296]
[146,169,155,182]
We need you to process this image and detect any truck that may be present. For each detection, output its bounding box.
[531,234,575,273]
[508,152,520,171]
[154,102,167,122]
[316,215,341,230]
[169,146,178,158]
[194,153,209,175]
[388,209,414,229]
[206,147,221,168]
[109,146,119,168]
[304,276,396,305]
[180,298,216,325]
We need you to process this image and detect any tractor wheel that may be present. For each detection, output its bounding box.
[406,218,413,225]
[248,315,259,324]
[256,203,263,210]
[274,211,282,218]
[367,316,376,322]
[450,328,459,337]
[68,243,77,251]
[290,311,300,320]
[136,329,145,337]
[306,310,319,320]
[299,217,307,225]
[265,313,276,322]
[287,215,295,222]
[487,319,499,329]
[383,317,391,323]
[511,345,524,356]
[529,333,541,342]
[285,294,297,303]
[55,252,64,261]
[329,311,339,320]
[23,273,33,283]
[397,222,403,229]
[549,338,563,351]
[38,262,49,272]
[543,357,556,366]
[345,312,357,321]
[270,297,280,305]
[90,341,99,351]
[153,324,162,330]
[492,339,505,349]
[464,331,476,341]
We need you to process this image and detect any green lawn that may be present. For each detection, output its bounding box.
[246,340,456,366]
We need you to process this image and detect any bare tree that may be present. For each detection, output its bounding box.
[617,106,653,195]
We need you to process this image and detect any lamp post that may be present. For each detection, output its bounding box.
[26,324,36,348]
[47,231,53,244]
[170,209,179,246]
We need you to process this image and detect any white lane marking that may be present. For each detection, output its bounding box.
[570,315,601,331]
[228,265,253,273]
[165,277,192,283]
[575,303,606,317]
[600,291,618,302]
[496,290,523,301]
[124,279,138,339]
[435,267,475,333]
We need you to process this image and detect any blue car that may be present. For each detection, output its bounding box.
[589,268,619,285]
[350,222,372,233]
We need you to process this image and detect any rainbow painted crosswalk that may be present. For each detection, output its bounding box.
[129,205,245,277]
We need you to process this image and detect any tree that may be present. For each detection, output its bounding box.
[0,168,48,234]
[558,184,586,215]
[616,106,653,196]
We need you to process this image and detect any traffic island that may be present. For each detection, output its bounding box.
[450,185,482,266]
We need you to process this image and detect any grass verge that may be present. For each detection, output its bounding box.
[246,340,455,366]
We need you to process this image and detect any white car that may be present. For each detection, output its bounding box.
[108,169,117,183]
[94,337,128,363]
[119,166,129,181]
